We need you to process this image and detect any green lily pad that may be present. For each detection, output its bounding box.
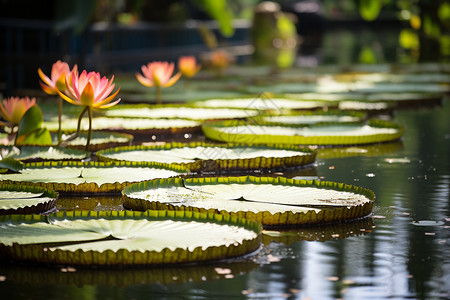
[0,161,187,194]
[45,117,201,134]
[0,210,262,266]
[102,104,260,120]
[57,131,133,151]
[317,141,403,159]
[338,101,393,111]
[246,80,450,95]
[0,183,57,215]
[191,96,330,111]
[202,119,404,146]
[96,142,316,172]
[123,176,375,227]
[1,145,89,161]
[256,110,366,126]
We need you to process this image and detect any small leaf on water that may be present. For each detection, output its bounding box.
[267,254,280,263]
[384,158,411,164]
[16,106,43,137]
[411,220,445,226]
[214,267,232,275]
[327,276,339,281]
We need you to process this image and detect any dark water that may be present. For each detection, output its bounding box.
[1,22,450,299]
[1,102,449,299]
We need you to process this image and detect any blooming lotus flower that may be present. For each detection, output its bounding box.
[210,50,233,75]
[136,62,181,88]
[136,61,181,105]
[178,56,201,78]
[57,69,121,151]
[0,96,36,127]
[58,69,121,109]
[38,60,77,142]
[38,60,77,95]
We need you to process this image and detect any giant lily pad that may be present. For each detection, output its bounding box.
[45,117,201,135]
[191,96,330,112]
[0,145,89,161]
[123,176,375,227]
[255,110,366,126]
[202,119,404,146]
[101,104,260,120]
[246,80,450,95]
[317,141,403,159]
[57,131,133,151]
[0,210,262,266]
[0,161,186,194]
[96,142,316,172]
[0,183,57,215]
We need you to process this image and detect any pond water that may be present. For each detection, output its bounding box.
[1,100,449,299]
[1,22,450,299]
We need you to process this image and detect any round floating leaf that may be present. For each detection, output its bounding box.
[96,142,316,172]
[191,96,330,111]
[255,110,366,126]
[102,104,260,120]
[46,117,201,135]
[57,131,133,151]
[2,146,89,161]
[123,176,375,227]
[0,157,24,173]
[0,183,57,215]
[317,141,403,159]
[0,161,187,194]
[0,210,262,266]
[202,119,404,146]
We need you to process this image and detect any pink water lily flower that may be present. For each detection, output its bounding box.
[0,96,36,126]
[136,61,181,105]
[178,56,201,78]
[56,69,121,151]
[58,69,121,109]
[38,60,77,95]
[136,61,181,88]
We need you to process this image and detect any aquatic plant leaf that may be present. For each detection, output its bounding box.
[192,97,328,111]
[0,210,261,265]
[0,183,57,214]
[0,161,186,194]
[194,0,234,37]
[123,176,375,227]
[57,131,133,151]
[102,104,259,120]
[96,142,316,172]
[15,106,52,146]
[0,157,24,172]
[45,117,201,132]
[359,0,382,21]
[5,146,89,161]
[202,119,404,146]
[256,110,366,126]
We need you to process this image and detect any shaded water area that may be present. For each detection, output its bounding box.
[1,100,449,299]
[1,17,450,299]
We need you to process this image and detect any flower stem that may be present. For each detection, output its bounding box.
[85,106,92,152]
[156,85,162,105]
[57,97,63,143]
[57,106,87,147]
